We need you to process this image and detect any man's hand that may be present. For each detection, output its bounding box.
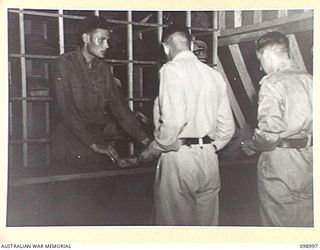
[141,137,152,146]
[138,141,162,163]
[116,155,139,168]
[90,143,120,163]
[240,140,256,156]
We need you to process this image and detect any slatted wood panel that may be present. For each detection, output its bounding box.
[217,57,247,128]
[288,34,308,71]
[7,9,313,174]
[229,44,257,106]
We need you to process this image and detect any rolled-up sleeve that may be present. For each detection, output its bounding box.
[52,58,93,146]
[153,65,187,152]
[250,82,286,151]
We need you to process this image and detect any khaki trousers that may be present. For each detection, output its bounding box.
[257,147,313,227]
[154,144,220,226]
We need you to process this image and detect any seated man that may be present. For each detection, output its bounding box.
[51,15,150,166]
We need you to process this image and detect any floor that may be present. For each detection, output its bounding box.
[6,162,261,227]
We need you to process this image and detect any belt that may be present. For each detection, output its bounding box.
[180,136,213,146]
[278,136,313,149]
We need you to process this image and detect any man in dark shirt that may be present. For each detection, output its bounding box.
[51,15,150,165]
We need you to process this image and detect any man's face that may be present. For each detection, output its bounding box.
[86,28,110,59]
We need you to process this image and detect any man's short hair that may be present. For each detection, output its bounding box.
[78,15,110,47]
[256,31,290,55]
[161,24,192,43]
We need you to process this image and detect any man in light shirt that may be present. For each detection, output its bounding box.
[241,31,313,226]
[139,25,235,225]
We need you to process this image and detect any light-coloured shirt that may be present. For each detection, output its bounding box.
[252,60,313,148]
[151,51,235,152]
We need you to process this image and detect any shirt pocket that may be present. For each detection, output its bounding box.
[69,75,88,111]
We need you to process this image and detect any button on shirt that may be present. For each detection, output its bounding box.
[52,48,148,146]
[152,51,235,152]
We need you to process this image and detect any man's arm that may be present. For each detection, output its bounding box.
[242,83,286,154]
[214,73,235,150]
[138,65,186,162]
[104,64,150,145]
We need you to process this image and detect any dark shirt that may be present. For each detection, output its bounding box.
[52,48,148,147]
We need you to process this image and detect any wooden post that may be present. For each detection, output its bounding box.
[212,11,219,67]
[219,11,226,30]
[229,44,257,106]
[157,11,163,44]
[58,9,64,55]
[217,58,247,128]
[19,9,28,167]
[278,10,288,18]
[253,10,262,23]
[127,11,134,154]
[287,34,307,72]
[186,11,191,30]
[234,11,242,27]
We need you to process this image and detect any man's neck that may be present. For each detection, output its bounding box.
[81,47,95,65]
[171,48,189,60]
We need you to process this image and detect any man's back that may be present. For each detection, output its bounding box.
[155,50,234,149]
[258,62,313,138]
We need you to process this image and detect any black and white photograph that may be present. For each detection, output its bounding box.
[5,7,315,232]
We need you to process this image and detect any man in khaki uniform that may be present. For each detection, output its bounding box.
[242,31,313,227]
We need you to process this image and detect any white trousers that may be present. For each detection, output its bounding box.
[154,144,220,226]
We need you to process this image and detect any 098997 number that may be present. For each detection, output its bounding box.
[300,244,318,248]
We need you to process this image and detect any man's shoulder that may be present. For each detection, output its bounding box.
[260,69,310,86]
[56,50,77,62]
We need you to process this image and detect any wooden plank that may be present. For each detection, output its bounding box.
[234,11,242,28]
[9,167,156,187]
[186,11,191,28]
[219,11,313,46]
[287,34,307,72]
[219,11,226,30]
[9,157,258,187]
[127,11,134,155]
[10,138,50,144]
[212,11,219,66]
[229,44,257,106]
[19,9,28,168]
[9,54,160,65]
[157,11,163,44]
[253,10,262,23]
[8,9,168,28]
[278,10,288,18]
[217,57,247,128]
[45,102,50,165]
[58,9,64,55]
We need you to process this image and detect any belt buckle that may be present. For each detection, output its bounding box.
[306,134,312,147]
[198,138,203,146]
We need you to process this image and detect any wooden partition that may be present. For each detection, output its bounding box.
[7,9,313,185]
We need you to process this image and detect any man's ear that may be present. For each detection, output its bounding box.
[162,43,169,55]
[82,33,90,45]
[190,40,194,52]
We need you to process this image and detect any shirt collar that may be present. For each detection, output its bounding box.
[274,60,300,72]
[172,50,196,61]
[260,60,302,85]
[76,48,99,68]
